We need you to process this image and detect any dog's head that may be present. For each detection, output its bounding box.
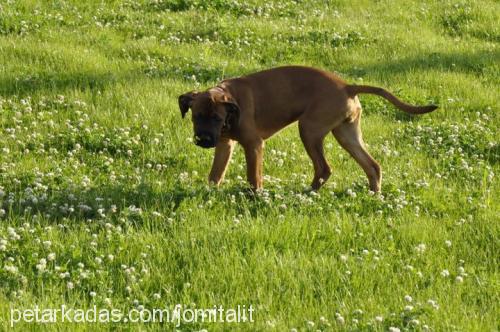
[178,87,240,148]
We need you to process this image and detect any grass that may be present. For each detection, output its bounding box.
[0,0,498,330]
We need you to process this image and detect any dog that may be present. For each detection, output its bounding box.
[178,66,437,192]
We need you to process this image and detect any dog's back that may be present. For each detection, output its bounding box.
[225,66,349,133]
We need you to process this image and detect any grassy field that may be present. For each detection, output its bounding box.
[0,0,499,330]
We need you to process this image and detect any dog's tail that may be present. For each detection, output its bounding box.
[346,84,438,114]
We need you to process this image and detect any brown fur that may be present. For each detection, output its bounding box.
[179,66,437,192]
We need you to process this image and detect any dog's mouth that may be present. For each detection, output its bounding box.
[195,140,216,149]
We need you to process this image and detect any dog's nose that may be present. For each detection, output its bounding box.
[194,134,215,148]
[195,134,212,143]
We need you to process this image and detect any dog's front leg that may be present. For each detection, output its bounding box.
[243,139,264,190]
[208,138,235,186]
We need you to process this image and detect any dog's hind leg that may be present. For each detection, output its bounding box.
[299,120,332,190]
[332,117,381,192]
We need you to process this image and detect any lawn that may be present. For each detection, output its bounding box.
[0,0,498,330]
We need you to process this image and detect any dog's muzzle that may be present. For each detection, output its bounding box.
[194,134,216,148]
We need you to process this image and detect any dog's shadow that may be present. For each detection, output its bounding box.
[4,180,276,225]
[5,176,367,225]
[5,182,187,224]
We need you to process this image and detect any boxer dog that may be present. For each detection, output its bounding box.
[178,66,437,192]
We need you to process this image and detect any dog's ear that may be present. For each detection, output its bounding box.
[178,91,197,118]
[222,100,240,129]
[212,89,241,129]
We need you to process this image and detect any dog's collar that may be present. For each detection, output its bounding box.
[210,84,227,95]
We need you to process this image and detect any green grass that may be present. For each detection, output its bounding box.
[0,0,498,330]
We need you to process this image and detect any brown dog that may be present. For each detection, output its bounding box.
[178,66,437,192]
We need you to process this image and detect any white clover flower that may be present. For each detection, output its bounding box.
[427,299,439,310]
[89,291,96,297]
[414,243,426,254]
[441,269,450,277]
[153,293,161,300]
[455,276,464,283]
[375,316,383,322]
[4,265,18,274]
[404,295,413,302]
[389,327,401,332]
[445,240,452,247]
[47,253,56,261]
[8,228,20,240]
[35,264,47,273]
